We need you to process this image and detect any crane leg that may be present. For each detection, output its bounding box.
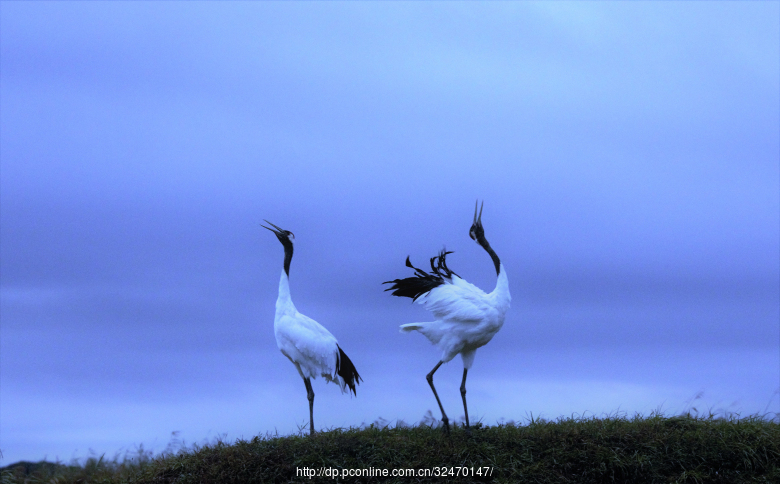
[460,368,471,435]
[304,377,315,436]
[426,361,450,435]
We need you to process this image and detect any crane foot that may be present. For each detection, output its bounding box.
[441,416,451,436]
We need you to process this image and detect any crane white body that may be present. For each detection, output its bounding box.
[400,266,510,368]
[274,271,351,392]
[263,220,361,436]
[385,201,510,434]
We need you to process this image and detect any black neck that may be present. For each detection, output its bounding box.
[477,236,501,275]
[282,240,293,276]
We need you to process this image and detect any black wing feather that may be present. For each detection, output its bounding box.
[383,249,458,301]
[336,345,362,396]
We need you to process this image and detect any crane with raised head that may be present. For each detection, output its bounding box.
[383,201,510,435]
[263,220,362,436]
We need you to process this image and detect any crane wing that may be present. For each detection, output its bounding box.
[416,276,492,323]
[275,312,339,378]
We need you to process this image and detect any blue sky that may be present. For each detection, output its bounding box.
[1,1,778,464]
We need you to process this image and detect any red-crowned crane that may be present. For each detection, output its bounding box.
[263,220,362,436]
[383,201,510,435]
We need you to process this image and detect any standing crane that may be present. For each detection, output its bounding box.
[262,220,362,436]
[383,201,510,434]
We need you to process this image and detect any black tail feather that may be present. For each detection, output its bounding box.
[383,249,457,301]
[336,345,362,396]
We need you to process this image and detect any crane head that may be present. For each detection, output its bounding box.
[262,220,295,246]
[469,200,485,242]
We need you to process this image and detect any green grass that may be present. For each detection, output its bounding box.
[3,413,779,483]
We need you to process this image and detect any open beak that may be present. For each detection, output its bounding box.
[261,219,284,235]
[473,200,484,225]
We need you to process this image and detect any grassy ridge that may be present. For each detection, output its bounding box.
[3,414,779,483]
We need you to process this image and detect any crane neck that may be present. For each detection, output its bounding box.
[276,239,295,312]
[281,239,293,277]
[278,270,289,296]
[491,262,511,309]
[276,270,294,309]
[476,235,501,276]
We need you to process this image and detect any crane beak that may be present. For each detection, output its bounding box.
[261,219,284,235]
[262,220,295,242]
[473,200,484,225]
